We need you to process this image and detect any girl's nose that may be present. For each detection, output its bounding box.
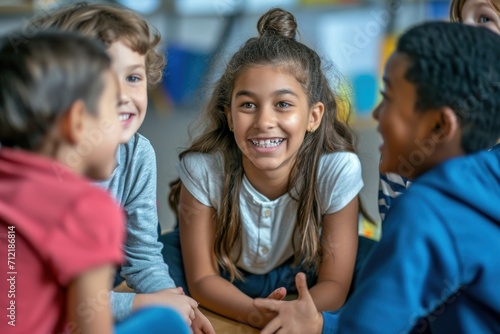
[254,105,276,130]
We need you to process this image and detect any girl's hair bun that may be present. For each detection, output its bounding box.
[257,8,297,40]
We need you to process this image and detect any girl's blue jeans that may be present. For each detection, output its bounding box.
[159,227,376,298]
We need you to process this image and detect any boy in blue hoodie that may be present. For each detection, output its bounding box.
[254,21,500,334]
[378,0,500,223]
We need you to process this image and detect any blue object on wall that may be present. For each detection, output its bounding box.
[426,0,450,19]
[352,73,377,115]
[163,44,212,106]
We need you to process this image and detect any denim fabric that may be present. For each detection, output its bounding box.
[160,228,376,298]
[160,228,318,297]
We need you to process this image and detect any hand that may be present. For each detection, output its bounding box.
[132,288,198,325]
[267,287,286,301]
[246,286,288,328]
[166,286,185,295]
[190,308,215,334]
[254,273,323,334]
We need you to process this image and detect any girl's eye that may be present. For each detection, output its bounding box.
[479,16,491,23]
[241,102,255,108]
[277,101,290,108]
[127,75,141,83]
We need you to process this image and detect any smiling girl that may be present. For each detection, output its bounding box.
[160,7,363,328]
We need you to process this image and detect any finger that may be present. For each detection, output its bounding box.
[178,286,185,295]
[201,322,216,334]
[260,316,281,334]
[295,272,312,302]
[198,318,216,334]
[254,298,282,313]
[205,324,216,334]
[267,287,286,300]
[183,314,193,327]
[188,297,199,309]
[189,308,196,320]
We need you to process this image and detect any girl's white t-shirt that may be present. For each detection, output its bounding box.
[177,151,363,274]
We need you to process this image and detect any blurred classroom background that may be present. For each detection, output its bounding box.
[0,0,450,232]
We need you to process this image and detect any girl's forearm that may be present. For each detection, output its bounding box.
[190,275,269,328]
[308,280,348,312]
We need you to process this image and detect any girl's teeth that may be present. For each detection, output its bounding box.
[119,114,131,121]
[251,139,283,148]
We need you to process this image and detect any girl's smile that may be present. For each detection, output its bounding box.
[249,138,285,151]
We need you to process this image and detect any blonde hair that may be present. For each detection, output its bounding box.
[450,0,500,22]
[30,2,165,87]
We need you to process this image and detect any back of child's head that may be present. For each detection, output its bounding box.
[30,1,164,87]
[0,30,110,150]
[396,21,500,153]
[450,0,500,22]
[173,8,356,280]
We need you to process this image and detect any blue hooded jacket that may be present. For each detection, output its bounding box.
[323,150,500,333]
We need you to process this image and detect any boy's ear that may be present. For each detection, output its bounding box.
[309,102,324,132]
[430,106,459,143]
[60,100,86,144]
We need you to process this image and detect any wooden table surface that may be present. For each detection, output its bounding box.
[200,307,259,334]
[114,282,260,333]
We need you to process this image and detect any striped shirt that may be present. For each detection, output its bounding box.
[378,143,500,222]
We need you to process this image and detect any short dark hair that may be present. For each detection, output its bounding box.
[397,22,500,153]
[0,30,111,150]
